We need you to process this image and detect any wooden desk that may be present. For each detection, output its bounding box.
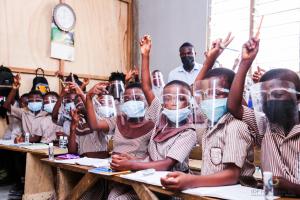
[189,159,202,172]
[0,144,67,200]
[41,159,214,200]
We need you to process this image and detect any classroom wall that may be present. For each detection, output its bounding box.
[136,0,209,82]
[0,0,133,137]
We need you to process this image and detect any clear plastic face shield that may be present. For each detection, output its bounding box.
[194,79,229,128]
[108,80,125,102]
[43,95,58,113]
[162,85,192,128]
[152,71,165,88]
[63,93,76,113]
[93,94,117,118]
[250,79,299,134]
[120,88,147,122]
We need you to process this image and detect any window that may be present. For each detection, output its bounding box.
[208,0,300,72]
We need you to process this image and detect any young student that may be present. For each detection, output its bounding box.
[160,33,255,190]
[3,74,46,143]
[107,35,197,199]
[67,84,109,158]
[151,69,165,102]
[40,91,64,144]
[227,37,300,196]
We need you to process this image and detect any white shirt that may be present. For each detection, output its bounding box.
[167,62,202,85]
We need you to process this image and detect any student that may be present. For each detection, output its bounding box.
[151,69,165,102]
[107,36,197,199]
[40,91,64,144]
[3,74,46,143]
[160,34,255,190]
[227,37,300,196]
[67,86,109,158]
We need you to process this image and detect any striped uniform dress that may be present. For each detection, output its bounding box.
[242,106,300,184]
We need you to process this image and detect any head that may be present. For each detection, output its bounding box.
[179,42,196,72]
[43,91,58,113]
[109,72,125,84]
[19,93,29,108]
[27,90,43,113]
[108,72,126,100]
[63,92,77,113]
[121,82,146,119]
[256,69,300,132]
[151,70,165,87]
[94,94,116,118]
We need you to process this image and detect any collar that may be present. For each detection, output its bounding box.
[177,63,201,72]
[286,124,300,140]
[205,113,232,137]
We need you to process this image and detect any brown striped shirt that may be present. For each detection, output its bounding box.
[200,113,255,177]
[242,106,300,184]
[40,115,64,143]
[105,97,161,158]
[148,128,197,172]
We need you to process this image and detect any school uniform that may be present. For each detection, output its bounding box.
[3,113,22,140]
[242,106,300,184]
[75,115,108,155]
[10,105,47,137]
[40,115,63,144]
[199,113,255,177]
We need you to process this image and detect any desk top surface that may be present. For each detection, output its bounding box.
[0,144,67,156]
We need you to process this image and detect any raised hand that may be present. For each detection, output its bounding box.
[140,35,152,56]
[252,66,265,83]
[70,109,80,124]
[206,32,234,59]
[241,37,260,65]
[82,78,90,87]
[12,73,21,89]
[68,82,83,96]
[87,82,109,97]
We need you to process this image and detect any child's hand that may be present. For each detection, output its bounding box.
[70,109,80,125]
[252,66,265,83]
[160,171,190,190]
[12,74,21,89]
[206,32,234,59]
[140,35,152,56]
[110,154,132,171]
[125,66,139,82]
[241,37,260,65]
[55,70,64,79]
[82,78,90,87]
[68,82,83,96]
[87,82,108,97]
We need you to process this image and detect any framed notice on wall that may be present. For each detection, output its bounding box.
[50,3,76,61]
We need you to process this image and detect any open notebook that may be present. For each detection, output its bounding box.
[121,171,170,186]
[54,157,110,168]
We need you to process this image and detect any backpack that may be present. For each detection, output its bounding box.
[0,65,14,119]
[31,68,50,95]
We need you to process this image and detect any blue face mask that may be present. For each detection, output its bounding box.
[28,102,43,112]
[96,106,115,118]
[200,98,227,123]
[162,107,191,123]
[121,100,145,118]
[43,102,55,113]
[64,102,76,112]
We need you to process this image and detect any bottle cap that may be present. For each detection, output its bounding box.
[49,143,53,147]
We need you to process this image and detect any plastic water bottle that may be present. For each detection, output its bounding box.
[59,136,64,148]
[263,171,274,200]
[25,133,30,144]
[63,136,68,148]
[48,143,54,160]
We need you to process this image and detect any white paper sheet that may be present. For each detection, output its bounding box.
[121,171,170,186]
[0,139,14,145]
[183,184,278,200]
[54,157,110,168]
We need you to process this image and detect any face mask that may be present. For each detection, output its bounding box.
[200,98,227,123]
[181,56,195,71]
[43,102,55,113]
[121,100,145,118]
[64,102,76,112]
[96,106,115,118]
[28,102,43,112]
[263,99,298,131]
[162,107,191,123]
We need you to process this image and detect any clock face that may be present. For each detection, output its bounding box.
[53,4,76,32]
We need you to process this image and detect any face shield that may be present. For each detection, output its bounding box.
[161,85,192,128]
[43,96,58,113]
[93,94,116,118]
[108,80,125,102]
[250,79,299,134]
[152,71,165,88]
[194,79,229,128]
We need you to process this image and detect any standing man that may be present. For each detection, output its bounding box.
[168,42,202,85]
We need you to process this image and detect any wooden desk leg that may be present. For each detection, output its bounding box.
[23,153,55,200]
[67,173,99,200]
[131,183,159,200]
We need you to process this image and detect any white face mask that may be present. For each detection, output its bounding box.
[162,107,191,123]
[43,102,56,113]
[96,106,115,118]
[121,100,145,118]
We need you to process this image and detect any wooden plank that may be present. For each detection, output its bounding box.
[67,173,99,200]
[131,183,159,200]
[23,153,55,200]
[0,144,67,156]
